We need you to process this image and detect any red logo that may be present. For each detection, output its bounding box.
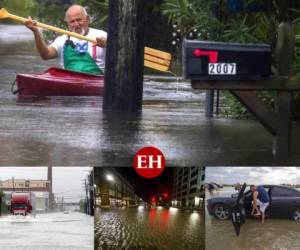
[133,146,166,178]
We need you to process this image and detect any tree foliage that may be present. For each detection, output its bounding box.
[161,0,300,119]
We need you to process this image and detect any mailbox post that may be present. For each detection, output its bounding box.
[182,30,300,160]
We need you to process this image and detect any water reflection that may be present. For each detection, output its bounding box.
[95,207,204,250]
[1,24,300,165]
[0,212,93,249]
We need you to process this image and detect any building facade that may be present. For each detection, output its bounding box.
[172,167,205,208]
[0,179,50,191]
[0,179,51,212]
[94,168,138,208]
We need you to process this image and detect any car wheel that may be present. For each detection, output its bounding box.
[292,209,300,222]
[213,204,230,220]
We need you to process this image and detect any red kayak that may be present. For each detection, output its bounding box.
[14,67,104,96]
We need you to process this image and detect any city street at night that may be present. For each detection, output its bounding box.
[94,167,205,249]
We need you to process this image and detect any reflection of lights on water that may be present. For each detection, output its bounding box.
[157,206,163,210]
[169,207,178,214]
[138,205,144,210]
[190,212,200,221]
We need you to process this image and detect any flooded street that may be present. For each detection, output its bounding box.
[1,25,300,165]
[0,212,93,250]
[206,187,300,250]
[95,207,204,250]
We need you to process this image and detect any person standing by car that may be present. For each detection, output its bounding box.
[250,185,270,224]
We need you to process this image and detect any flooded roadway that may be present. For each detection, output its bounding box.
[0,211,93,250]
[1,25,300,166]
[95,207,204,250]
[206,187,300,250]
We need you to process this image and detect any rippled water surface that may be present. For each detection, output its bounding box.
[95,207,204,250]
[1,25,300,165]
[206,187,300,250]
[0,212,93,250]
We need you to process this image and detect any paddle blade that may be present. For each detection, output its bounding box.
[0,8,9,19]
[144,47,172,72]
[144,60,170,72]
[145,47,172,61]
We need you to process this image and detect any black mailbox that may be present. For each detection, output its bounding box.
[183,39,272,81]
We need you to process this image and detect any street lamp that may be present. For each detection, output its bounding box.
[106,174,114,182]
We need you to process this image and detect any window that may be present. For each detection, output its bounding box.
[190,179,197,186]
[191,170,198,178]
[271,186,299,197]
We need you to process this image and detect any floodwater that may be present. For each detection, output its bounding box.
[95,207,204,250]
[0,211,93,250]
[206,187,300,250]
[1,24,300,166]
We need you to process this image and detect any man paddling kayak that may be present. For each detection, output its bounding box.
[24,4,107,75]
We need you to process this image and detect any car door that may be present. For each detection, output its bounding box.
[231,183,247,236]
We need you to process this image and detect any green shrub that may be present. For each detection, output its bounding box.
[161,0,300,119]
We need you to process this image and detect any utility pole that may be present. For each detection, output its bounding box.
[89,171,94,216]
[0,189,3,217]
[47,166,54,211]
[103,0,145,113]
[61,197,65,211]
[84,179,89,215]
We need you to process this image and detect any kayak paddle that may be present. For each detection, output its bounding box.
[0,8,172,72]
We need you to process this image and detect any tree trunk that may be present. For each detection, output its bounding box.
[103,0,145,113]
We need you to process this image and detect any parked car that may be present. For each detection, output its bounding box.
[207,184,300,236]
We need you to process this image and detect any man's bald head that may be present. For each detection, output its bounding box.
[65,5,88,22]
[65,5,90,35]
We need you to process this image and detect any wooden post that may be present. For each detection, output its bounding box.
[273,22,294,156]
[275,23,294,76]
[205,90,214,118]
[103,0,145,113]
[274,91,292,157]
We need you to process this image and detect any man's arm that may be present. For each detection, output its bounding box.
[24,17,58,60]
